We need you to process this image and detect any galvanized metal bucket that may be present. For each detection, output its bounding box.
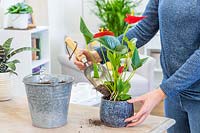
[23,74,74,128]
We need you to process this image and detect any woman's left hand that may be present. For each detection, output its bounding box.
[125,88,166,127]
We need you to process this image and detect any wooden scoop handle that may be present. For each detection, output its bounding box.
[65,37,88,64]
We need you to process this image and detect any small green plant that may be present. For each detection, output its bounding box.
[80,12,147,101]
[93,0,141,36]
[6,2,33,14]
[0,38,38,75]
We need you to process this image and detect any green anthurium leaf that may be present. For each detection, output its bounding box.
[124,37,136,52]
[122,81,131,94]
[117,78,124,93]
[131,48,141,70]
[114,44,128,54]
[107,51,115,66]
[119,94,131,101]
[93,63,99,78]
[93,36,120,51]
[80,17,93,44]
[140,57,148,66]
[131,49,148,70]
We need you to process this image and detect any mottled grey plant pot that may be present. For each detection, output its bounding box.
[23,74,74,129]
[100,98,134,128]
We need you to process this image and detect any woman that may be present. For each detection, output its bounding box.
[74,0,200,133]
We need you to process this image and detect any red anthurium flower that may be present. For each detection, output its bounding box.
[125,14,146,24]
[118,66,125,74]
[94,30,114,38]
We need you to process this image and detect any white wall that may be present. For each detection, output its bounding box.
[0,3,3,28]
[25,0,48,26]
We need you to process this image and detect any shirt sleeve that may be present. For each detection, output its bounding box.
[96,0,160,63]
[160,49,200,97]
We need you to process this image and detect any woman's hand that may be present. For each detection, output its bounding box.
[74,49,102,70]
[125,88,166,127]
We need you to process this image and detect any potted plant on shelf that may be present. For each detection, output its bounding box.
[5,2,33,29]
[0,38,38,101]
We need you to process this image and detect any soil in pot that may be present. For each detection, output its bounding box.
[100,97,134,128]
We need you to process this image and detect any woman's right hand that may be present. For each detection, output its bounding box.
[74,49,102,70]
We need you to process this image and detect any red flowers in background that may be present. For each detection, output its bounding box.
[125,14,146,24]
[94,28,114,38]
[118,66,125,74]
[93,14,146,38]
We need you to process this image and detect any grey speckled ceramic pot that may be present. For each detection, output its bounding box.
[23,74,74,128]
[100,98,134,128]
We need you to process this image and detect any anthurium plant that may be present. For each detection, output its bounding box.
[80,13,147,101]
[0,38,38,75]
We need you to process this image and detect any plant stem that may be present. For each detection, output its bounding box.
[126,70,136,82]
[85,45,100,78]
[114,92,119,101]
[122,24,130,45]
[122,56,132,81]
[100,45,112,81]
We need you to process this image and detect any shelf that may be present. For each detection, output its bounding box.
[32,58,50,69]
[30,26,48,34]
[0,26,48,34]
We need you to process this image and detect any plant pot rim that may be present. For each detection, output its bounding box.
[101,97,131,103]
[0,72,11,75]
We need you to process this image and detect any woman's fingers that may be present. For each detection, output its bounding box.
[124,104,147,123]
[124,89,166,127]
[74,60,84,67]
[127,96,144,104]
[126,113,149,127]
[125,95,150,123]
[74,60,85,70]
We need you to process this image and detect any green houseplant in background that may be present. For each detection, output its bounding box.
[93,0,141,36]
[80,9,146,127]
[0,38,38,101]
[5,2,33,29]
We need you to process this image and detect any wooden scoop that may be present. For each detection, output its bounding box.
[65,37,88,67]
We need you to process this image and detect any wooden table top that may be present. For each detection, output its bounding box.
[0,98,175,133]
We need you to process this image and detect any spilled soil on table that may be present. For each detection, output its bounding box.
[88,119,103,126]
